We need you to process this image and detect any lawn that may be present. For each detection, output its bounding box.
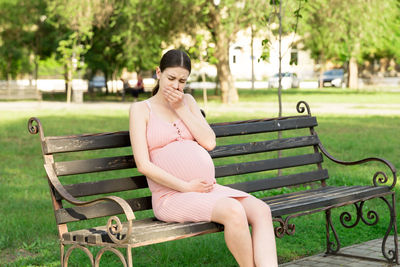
[1,88,400,266]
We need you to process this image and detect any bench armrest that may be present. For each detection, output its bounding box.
[44,164,135,244]
[317,142,397,190]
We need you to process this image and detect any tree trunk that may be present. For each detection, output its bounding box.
[348,56,358,89]
[251,26,255,90]
[201,71,208,113]
[215,37,238,103]
[105,71,109,95]
[211,6,238,104]
[319,56,326,88]
[66,64,72,103]
[34,56,39,90]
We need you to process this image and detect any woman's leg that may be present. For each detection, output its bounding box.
[238,196,278,267]
[211,197,254,267]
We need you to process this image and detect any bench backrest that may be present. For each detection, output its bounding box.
[29,102,327,234]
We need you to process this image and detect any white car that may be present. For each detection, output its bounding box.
[268,72,300,90]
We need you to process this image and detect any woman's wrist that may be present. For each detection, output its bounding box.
[179,181,190,193]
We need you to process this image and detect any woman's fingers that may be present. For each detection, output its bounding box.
[200,180,214,192]
[187,179,214,193]
[163,87,183,104]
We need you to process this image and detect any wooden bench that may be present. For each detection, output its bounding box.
[0,85,42,100]
[28,101,398,266]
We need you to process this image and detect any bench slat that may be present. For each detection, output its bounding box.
[63,218,222,246]
[210,135,319,158]
[44,131,130,154]
[215,153,323,178]
[266,186,391,216]
[212,116,317,137]
[54,155,135,176]
[54,135,320,177]
[58,168,327,201]
[227,169,329,192]
[55,196,152,224]
[57,175,148,200]
[61,186,390,247]
[55,169,328,223]
[55,158,323,224]
[43,116,317,154]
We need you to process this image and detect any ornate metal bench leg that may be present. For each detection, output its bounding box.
[325,209,341,255]
[94,247,128,267]
[63,244,94,267]
[60,243,64,267]
[380,194,399,264]
[127,246,133,267]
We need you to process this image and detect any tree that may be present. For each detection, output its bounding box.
[84,0,130,94]
[0,0,48,82]
[260,0,306,117]
[47,0,115,102]
[173,0,272,104]
[85,0,197,93]
[300,0,399,88]
[205,0,273,104]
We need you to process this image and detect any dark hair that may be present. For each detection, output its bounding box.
[152,49,191,95]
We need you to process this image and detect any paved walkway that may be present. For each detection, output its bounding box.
[281,236,398,267]
[2,101,400,116]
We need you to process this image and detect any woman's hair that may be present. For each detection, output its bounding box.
[152,49,191,95]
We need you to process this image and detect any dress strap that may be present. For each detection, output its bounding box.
[144,100,152,111]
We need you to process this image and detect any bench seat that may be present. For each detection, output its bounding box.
[61,185,391,247]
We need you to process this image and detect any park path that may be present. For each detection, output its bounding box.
[1,101,400,117]
[281,236,398,267]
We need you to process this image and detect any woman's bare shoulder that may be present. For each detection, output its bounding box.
[129,100,150,120]
[183,93,197,106]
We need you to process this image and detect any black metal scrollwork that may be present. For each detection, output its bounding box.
[273,217,285,238]
[373,171,389,187]
[339,202,379,229]
[326,210,341,254]
[379,196,398,263]
[28,117,45,141]
[317,141,397,190]
[273,217,296,238]
[107,216,133,244]
[296,101,311,115]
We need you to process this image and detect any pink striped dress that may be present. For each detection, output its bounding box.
[144,100,250,222]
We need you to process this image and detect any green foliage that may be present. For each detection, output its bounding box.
[299,0,399,65]
[0,0,49,79]
[38,55,64,77]
[259,0,306,63]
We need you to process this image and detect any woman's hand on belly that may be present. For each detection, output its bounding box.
[183,179,214,193]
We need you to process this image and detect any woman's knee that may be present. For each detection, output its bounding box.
[211,197,248,226]
[242,197,272,223]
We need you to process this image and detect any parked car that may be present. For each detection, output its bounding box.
[89,76,106,90]
[320,69,345,87]
[268,72,300,90]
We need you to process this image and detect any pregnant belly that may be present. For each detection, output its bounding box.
[150,140,215,183]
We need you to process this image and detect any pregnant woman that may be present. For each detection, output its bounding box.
[129,49,277,267]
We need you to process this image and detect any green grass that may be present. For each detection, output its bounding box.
[39,87,400,105]
[1,89,400,266]
[191,87,400,104]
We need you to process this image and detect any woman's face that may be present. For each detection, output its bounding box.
[157,66,190,93]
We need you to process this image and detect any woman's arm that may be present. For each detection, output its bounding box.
[173,94,216,151]
[129,102,213,193]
